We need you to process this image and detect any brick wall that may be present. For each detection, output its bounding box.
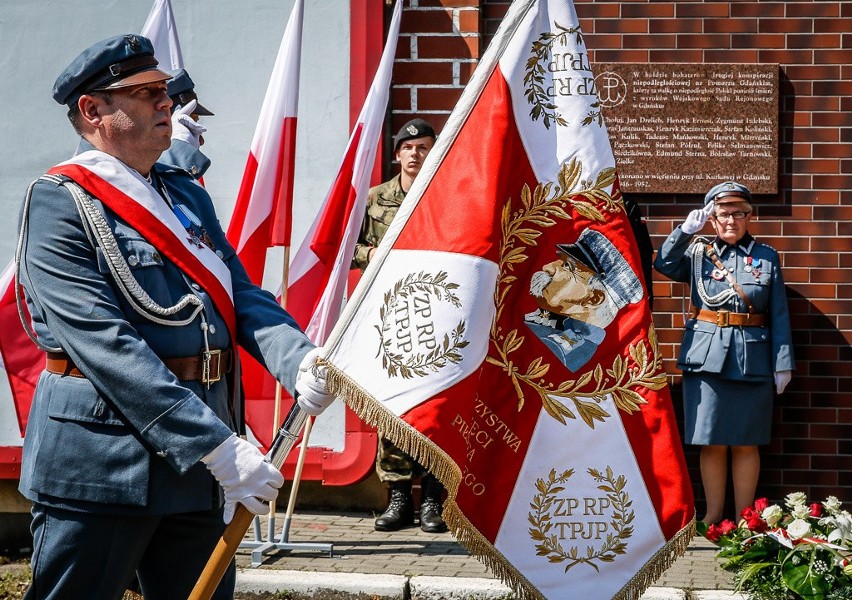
[393,1,851,515]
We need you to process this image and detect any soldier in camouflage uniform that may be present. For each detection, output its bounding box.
[352,119,447,533]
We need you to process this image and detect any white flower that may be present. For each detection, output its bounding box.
[823,496,842,516]
[791,504,811,520]
[827,511,852,547]
[785,492,808,509]
[786,518,811,540]
[762,504,784,527]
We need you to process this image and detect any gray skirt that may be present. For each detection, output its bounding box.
[682,373,773,446]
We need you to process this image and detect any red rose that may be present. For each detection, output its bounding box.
[810,503,822,517]
[740,506,757,521]
[719,519,737,535]
[746,514,768,533]
[754,497,770,512]
[706,524,722,542]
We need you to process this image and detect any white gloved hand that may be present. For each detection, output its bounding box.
[170,100,207,149]
[681,203,714,235]
[774,370,792,395]
[294,347,336,416]
[201,434,285,524]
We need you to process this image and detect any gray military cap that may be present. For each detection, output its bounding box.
[53,34,171,107]
[167,69,214,116]
[704,181,752,206]
[393,118,436,151]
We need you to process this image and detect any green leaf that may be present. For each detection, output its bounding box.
[782,557,829,600]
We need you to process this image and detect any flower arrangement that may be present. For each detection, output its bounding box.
[697,493,852,600]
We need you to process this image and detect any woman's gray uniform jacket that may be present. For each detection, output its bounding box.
[17,152,313,515]
[654,227,794,380]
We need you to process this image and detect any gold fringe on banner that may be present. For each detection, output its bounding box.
[325,362,694,600]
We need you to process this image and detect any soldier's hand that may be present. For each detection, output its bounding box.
[681,204,713,235]
[201,434,285,524]
[171,100,207,149]
[295,347,336,416]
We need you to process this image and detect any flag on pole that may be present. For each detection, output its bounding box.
[140,0,184,72]
[286,0,403,344]
[224,0,303,448]
[321,1,694,598]
[0,259,40,437]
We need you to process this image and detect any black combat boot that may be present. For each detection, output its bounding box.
[374,481,415,531]
[419,474,448,533]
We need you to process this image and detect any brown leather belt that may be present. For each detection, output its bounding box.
[46,349,232,384]
[691,308,766,328]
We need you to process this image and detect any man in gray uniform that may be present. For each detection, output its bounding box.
[161,68,213,180]
[17,34,334,599]
[352,118,447,534]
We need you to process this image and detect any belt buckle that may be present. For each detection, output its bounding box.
[203,349,223,385]
[716,310,730,327]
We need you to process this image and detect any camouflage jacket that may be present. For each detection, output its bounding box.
[352,174,405,271]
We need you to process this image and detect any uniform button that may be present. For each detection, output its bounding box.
[190,166,198,175]
[156,450,167,458]
[215,250,224,259]
[127,255,139,266]
[191,283,201,291]
[209,324,217,334]
[152,251,162,264]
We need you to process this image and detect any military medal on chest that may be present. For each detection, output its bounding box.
[174,204,215,252]
[743,256,753,273]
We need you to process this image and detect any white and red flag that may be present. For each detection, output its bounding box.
[140,0,184,72]
[286,0,402,345]
[224,0,303,447]
[321,1,694,598]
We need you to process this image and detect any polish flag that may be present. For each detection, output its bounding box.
[140,0,184,72]
[286,0,403,344]
[321,1,694,598]
[223,0,304,447]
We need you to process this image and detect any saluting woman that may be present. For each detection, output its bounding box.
[654,181,794,524]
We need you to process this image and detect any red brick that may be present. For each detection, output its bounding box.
[815,49,852,64]
[784,470,838,486]
[574,2,620,19]
[758,49,816,64]
[813,77,852,96]
[458,9,479,34]
[792,96,841,112]
[758,18,815,33]
[777,267,810,283]
[595,49,650,62]
[813,174,852,189]
[675,33,731,48]
[732,33,786,48]
[814,17,852,33]
[623,34,676,49]
[810,298,852,316]
[785,2,840,18]
[584,34,623,49]
[784,64,840,81]
[705,18,758,33]
[395,39,411,60]
[783,438,837,454]
[788,283,837,299]
[784,408,838,424]
[811,111,851,127]
[813,143,846,158]
[791,158,841,173]
[732,2,786,18]
[649,49,703,62]
[782,221,839,236]
[393,61,454,85]
[810,269,848,284]
[790,33,843,49]
[703,49,760,62]
[391,87,412,112]
[480,4,509,20]
[595,18,648,33]
[621,3,675,18]
[649,19,703,34]
[457,61,476,84]
[416,87,463,111]
[417,34,478,59]
[676,3,730,18]
[401,9,455,34]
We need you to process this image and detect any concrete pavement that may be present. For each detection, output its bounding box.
[232,510,744,599]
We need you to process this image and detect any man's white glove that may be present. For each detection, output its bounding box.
[294,347,336,416]
[681,203,714,235]
[201,434,285,524]
[170,100,207,149]
[774,370,792,395]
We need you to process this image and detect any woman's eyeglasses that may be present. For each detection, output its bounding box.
[713,211,751,222]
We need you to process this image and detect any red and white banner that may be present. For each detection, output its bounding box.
[322,1,693,598]
[287,0,402,344]
[224,0,303,448]
[140,0,184,73]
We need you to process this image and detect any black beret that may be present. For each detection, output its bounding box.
[167,69,214,116]
[393,118,436,151]
[53,34,171,107]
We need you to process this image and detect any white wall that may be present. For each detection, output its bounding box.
[0,0,353,448]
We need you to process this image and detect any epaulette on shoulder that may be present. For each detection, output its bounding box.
[753,240,780,255]
[38,173,70,187]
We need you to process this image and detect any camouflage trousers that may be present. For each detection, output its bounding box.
[375,435,426,483]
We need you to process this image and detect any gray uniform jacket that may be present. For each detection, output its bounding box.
[158,139,211,180]
[18,153,313,515]
[654,227,794,381]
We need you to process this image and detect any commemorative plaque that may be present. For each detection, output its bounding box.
[593,63,779,194]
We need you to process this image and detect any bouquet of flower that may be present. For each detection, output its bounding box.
[697,493,852,600]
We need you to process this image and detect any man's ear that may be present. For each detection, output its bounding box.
[78,94,105,127]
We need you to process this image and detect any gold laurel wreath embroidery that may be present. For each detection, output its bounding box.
[485,159,667,428]
[524,21,603,129]
[528,466,634,572]
[376,271,469,379]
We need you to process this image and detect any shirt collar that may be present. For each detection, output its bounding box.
[713,232,754,255]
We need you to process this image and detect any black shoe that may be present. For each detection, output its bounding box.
[419,474,448,533]
[375,481,414,531]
